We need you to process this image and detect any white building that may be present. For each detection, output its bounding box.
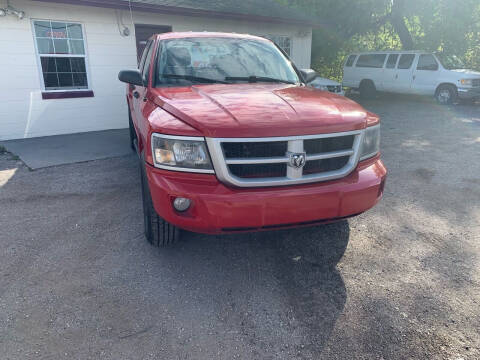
[0,0,316,140]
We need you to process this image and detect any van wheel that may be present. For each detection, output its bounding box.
[435,85,457,105]
[359,80,376,99]
[128,108,136,151]
[140,163,180,247]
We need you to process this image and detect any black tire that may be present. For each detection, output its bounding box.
[359,80,376,99]
[128,108,136,151]
[140,163,180,247]
[435,84,457,105]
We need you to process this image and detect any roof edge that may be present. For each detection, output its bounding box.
[32,0,323,27]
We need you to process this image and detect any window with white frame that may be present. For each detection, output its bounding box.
[33,20,89,91]
[262,35,291,57]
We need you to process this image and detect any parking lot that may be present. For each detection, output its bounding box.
[1,96,479,359]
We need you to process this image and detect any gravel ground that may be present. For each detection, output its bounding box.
[0,95,479,359]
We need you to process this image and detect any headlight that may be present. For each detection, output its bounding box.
[151,134,214,173]
[360,125,380,160]
[460,79,472,86]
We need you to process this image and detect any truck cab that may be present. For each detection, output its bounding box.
[119,32,386,247]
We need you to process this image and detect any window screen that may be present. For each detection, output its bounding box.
[355,54,387,68]
[345,55,357,67]
[386,54,399,69]
[398,54,415,69]
[417,54,438,71]
[33,20,89,91]
[262,35,291,56]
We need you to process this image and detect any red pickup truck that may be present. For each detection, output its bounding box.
[119,32,387,247]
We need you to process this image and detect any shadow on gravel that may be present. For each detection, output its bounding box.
[154,220,350,355]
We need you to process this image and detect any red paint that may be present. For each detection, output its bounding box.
[145,155,386,234]
[126,32,387,234]
[42,90,94,100]
[149,84,368,137]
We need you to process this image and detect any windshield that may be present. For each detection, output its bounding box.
[436,53,466,70]
[155,37,300,87]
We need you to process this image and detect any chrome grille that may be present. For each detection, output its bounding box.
[327,85,343,93]
[472,79,480,87]
[222,141,287,158]
[206,130,364,187]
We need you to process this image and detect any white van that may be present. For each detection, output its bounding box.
[343,51,480,104]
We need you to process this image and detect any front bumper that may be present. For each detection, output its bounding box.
[458,87,480,99]
[145,155,387,234]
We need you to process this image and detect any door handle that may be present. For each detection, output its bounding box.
[133,91,140,99]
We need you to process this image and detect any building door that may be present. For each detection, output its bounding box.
[134,24,171,63]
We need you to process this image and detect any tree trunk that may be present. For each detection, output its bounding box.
[391,0,415,50]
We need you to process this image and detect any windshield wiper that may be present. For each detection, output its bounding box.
[225,76,296,85]
[161,74,229,84]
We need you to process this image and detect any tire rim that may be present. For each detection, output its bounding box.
[438,89,451,104]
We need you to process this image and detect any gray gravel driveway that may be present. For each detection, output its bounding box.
[1,95,479,359]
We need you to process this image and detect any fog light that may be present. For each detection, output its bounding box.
[173,197,191,212]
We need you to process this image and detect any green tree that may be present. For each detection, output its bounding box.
[280,0,480,78]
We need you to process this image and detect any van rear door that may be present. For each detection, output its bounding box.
[353,54,386,90]
[342,54,358,88]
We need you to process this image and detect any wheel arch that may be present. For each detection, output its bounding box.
[127,100,142,155]
[360,79,376,88]
[435,82,457,95]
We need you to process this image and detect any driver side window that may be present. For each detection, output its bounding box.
[142,42,155,83]
[138,40,152,72]
[417,54,439,71]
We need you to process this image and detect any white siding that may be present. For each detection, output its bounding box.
[0,0,312,140]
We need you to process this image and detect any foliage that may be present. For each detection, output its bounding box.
[280,0,480,80]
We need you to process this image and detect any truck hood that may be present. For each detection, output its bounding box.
[450,69,480,77]
[150,84,369,138]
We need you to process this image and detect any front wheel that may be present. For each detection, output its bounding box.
[435,85,457,105]
[140,163,180,247]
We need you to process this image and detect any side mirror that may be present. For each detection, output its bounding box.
[300,69,318,84]
[118,69,144,86]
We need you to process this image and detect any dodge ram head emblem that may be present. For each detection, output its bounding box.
[288,152,306,169]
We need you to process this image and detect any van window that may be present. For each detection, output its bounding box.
[417,54,439,71]
[398,54,415,69]
[345,55,357,67]
[356,54,387,68]
[386,54,399,69]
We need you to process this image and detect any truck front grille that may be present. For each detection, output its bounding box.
[229,163,287,178]
[222,141,287,158]
[206,130,365,188]
[472,79,480,87]
[327,85,343,93]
